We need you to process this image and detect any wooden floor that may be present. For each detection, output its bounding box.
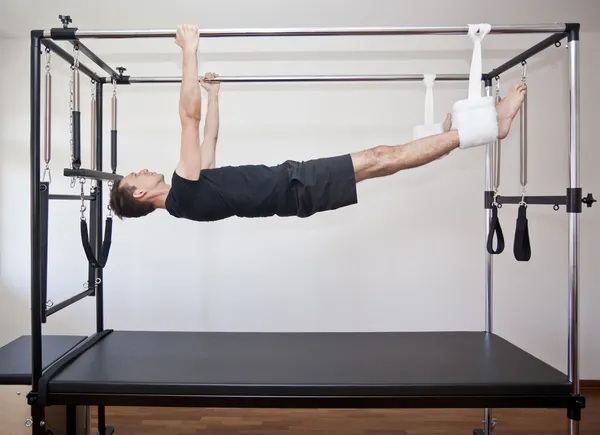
[91,391,599,435]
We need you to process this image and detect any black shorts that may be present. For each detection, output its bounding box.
[282,153,358,218]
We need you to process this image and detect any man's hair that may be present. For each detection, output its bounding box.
[109,179,156,219]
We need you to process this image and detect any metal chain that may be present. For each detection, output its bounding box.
[107,180,114,218]
[43,47,52,183]
[79,177,87,221]
[491,75,501,208]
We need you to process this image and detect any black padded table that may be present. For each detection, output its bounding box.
[44,330,573,409]
[0,335,86,385]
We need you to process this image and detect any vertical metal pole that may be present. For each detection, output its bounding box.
[87,82,100,295]
[30,31,45,435]
[94,80,108,435]
[568,28,580,435]
[95,80,104,332]
[484,80,494,435]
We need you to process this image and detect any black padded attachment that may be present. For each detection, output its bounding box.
[567,187,583,213]
[50,27,77,40]
[0,335,86,385]
[80,217,113,269]
[38,329,113,406]
[111,130,117,173]
[486,204,505,254]
[514,204,531,261]
[72,110,81,169]
[39,182,50,323]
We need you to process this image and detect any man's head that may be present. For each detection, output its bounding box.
[109,169,167,219]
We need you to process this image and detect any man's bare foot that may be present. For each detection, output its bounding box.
[497,82,527,139]
[442,113,452,132]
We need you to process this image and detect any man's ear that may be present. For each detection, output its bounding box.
[132,189,147,200]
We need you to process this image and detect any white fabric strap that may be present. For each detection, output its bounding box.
[412,73,443,143]
[467,23,491,99]
[423,73,436,125]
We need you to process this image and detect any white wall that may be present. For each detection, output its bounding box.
[1,0,599,379]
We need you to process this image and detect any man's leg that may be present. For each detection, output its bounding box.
[351,82,527,183]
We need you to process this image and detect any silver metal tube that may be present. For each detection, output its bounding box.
[127,74,470,84]
[484,83,494,435]
[520,90,528,188]
[493,91,502,190]
[72,67,80,112]
[568,38,580,435]
[44,70,51,165]
[111,92,117,130]
[90,95,96,170]
[43,24,567,39]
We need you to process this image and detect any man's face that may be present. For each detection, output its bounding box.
[121,169,165,200]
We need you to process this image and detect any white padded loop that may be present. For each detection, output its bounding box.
[423,73,436,125]
[451,23,497,149]
[467,23,491,99]
[452,96,498,149]
[413,73,443,141]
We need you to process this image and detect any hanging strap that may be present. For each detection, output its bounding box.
[486,204,505,255]
[513,204,531,261]
[423,73,436,125]
[80,217,113,269]
[467,24,491,100]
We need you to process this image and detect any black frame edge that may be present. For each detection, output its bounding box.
[45,288,96,318]
[70,40,119,78]
[566,23,580,41]
[37,330,114,406]
[45,392,578,410]
[41,39,105,83]
[30,29,45,435]
[483,32,568,80]
[63,168,123,181]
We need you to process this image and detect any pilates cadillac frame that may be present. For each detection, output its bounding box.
[13,18,589,435]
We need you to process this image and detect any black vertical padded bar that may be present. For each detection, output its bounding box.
[72,110,81,168]
[40,182,50,323]
[111,129,117,173]
[95,80,108,435]
[30,30,45,435]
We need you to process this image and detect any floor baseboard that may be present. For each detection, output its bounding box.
[582,380,600,390]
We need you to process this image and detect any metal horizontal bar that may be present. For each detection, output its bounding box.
[485,32,568,79]
[46,288,95,317]
[126,74,470,84]
[69,40,119,78]
[64,168,123,181]
[42,24,568,39]
[41,40,105,83]
[496,195,567,205]
[49,194,95,201]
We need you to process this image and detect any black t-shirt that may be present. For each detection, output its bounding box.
[164,164,297,221]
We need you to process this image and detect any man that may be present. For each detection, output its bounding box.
[109,24,526,221]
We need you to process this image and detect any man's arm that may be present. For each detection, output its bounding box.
[174,24,203,180]
[199,73,220,169]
